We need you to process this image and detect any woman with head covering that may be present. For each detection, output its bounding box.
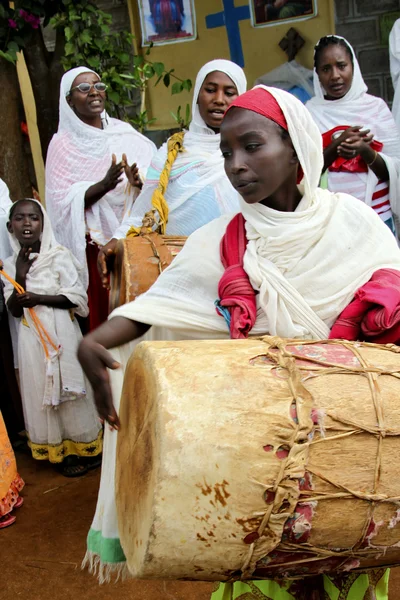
[306,35,400,235]
[45,67,157,330]
[98,59,247,287]
[78,86,400,596]
[2,199,102,477]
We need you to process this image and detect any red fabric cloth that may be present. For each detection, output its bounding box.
[226,87,288,131]
[86,237,109,332]
[322,125,383,173]
[217,213,257,339]
[329,268,400,344]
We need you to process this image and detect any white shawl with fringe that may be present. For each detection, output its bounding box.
[3,200,90,407]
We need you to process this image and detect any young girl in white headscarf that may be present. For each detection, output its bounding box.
[79,86,400,596]
[2,199,102,477]
[306,35,400,234]
[45,67,157,329]
[98,59,247,286]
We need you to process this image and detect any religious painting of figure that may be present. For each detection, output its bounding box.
[138,0,197,46]
[250,0,317,27]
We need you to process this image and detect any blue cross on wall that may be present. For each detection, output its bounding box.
[205,0,251,67]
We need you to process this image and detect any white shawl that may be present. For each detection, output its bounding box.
[116,59,247,237]
[0,178,12,261]
[306,36,400,219]
[45,67,157,285]
[3,200,89,407]
[111,86,400,340]
[390,20,400,134]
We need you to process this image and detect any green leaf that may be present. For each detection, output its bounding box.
[171,81,182,95]
[107,90,120,104]
[185,103,191,123]
[163,73,170,88]
[80,29,92,44]
[87,56,100,69]
[0,50,17,64]
[65,41,75,56]
[64,26,72,41]
[152,62,164,76]
[117,52,130,64]
[182,79,192,92]
[8,41,20,52]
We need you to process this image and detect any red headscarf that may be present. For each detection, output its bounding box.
[225,86,288,131]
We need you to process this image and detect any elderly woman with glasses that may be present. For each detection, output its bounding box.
[45,67,156,331]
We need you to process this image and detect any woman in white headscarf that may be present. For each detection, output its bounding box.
[45,67,157,330]
[97,59,247,286]
[307,35,400,234]
[78,86,400,596]
[2,199,102,477]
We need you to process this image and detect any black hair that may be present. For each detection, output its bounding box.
[8,199,43,220]
[314,36,353,70]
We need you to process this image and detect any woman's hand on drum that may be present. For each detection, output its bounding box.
[78,337,121,430]
[97,238,118,289]
[122,154,143,191]
[102,154,124,193]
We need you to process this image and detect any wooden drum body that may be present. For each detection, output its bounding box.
[116,337,400,581]
[109,234,186,311]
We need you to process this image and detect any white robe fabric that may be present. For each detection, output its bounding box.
[85,86,400,581]
[390,20,400,134]
[0,178,12,261]
[3,201,101,453]
[45,67,157,285]
[117,59,246,237]
[306,36,400,224]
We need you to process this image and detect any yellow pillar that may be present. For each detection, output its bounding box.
[16,52,46,205]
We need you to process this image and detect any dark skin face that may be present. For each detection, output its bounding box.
[316,45,353,101]
[7,200,43,252]
[66,72,106,128]
[197,71,238,132]
[220,108,301,212]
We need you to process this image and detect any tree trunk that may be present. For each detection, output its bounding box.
[23,28,59,160]
[0,58,31,200]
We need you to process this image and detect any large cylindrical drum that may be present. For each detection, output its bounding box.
[109,234,186,311]
[116,337,400,581]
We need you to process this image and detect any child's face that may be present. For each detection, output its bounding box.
[7,201,43,247]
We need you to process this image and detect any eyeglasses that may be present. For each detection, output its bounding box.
[68,82,108,95]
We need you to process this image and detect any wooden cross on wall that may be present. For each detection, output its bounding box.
[279,28,305,61]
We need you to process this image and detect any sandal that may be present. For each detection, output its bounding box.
[14,496,24,509]
[60,456,88,478]
[83,455,102,470]
[0,514,16,529]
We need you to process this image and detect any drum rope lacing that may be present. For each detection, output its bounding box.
[239,336,400,580]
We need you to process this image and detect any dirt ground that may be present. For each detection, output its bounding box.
[1,452,400,600]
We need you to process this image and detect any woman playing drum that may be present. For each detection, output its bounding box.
[78,87,400,597]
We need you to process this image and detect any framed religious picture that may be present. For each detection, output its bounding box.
[138,0,197,46]
[250,0,317,28]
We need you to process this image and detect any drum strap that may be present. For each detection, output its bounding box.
[127,131,185,237]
